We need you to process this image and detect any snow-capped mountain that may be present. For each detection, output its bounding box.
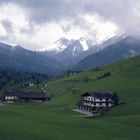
[39,37,94,64]
[39,37,92,54]
[39,35,126,64]
[0,35,139,75]
[58,38,92,56]
[39,38,69,53]
[75,36,140,71]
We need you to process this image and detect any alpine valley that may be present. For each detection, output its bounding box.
[1,1,140,140]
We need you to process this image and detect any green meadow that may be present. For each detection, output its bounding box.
[0,56,140,140]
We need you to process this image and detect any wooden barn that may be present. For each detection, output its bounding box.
[4,92,50,103]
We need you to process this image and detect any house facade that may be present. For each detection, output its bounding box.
[77,92,117,113]
[4,92,50,103]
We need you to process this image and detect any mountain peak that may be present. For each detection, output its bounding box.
[38,37,92,54]
[38,34,132,64]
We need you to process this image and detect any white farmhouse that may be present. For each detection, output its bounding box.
[77,91,117,114]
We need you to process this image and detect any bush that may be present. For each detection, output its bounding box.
[113,92,119,105]
[96,72,111,80]
[104,72,111,77]
[82,77,89,82]
[71,88,81,94]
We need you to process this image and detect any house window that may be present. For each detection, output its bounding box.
[99,102,102,105]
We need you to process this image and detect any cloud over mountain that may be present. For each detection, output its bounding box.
[0,0,140,50]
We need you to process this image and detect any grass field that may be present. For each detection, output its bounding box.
[0,56,140,140]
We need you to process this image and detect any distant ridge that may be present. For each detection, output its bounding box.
[0,42,63,75]
[74,36,140,71]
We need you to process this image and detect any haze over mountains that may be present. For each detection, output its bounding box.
[0,35,140,75]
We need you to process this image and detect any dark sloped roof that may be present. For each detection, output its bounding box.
[81,91,115,99]
[4,92,48,99]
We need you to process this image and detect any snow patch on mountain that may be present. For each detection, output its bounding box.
[37,34,127,62]
[38,38,68,53]
[38,37,92,54]
[79,38,90,51]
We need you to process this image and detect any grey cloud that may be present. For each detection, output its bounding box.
[61,24,72,33]
[0,0,140,40]
[20,23,35,35]
[1,19,13,33]
[0,0,140,36]
[83,0,140,36]
[0,19,14,41]
[0,0,80,23]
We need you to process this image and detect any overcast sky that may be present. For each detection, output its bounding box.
[0,0,140,50]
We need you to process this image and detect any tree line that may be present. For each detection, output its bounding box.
[0,69,50,90]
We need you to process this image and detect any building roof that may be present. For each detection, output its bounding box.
[4,92,48,99]
[81,91,115,99]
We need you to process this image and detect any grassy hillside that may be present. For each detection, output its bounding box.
[0,56,140,140]
[47,56,140,109]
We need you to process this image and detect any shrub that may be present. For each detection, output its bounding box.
[82,77,89,82]
[71,88,81,94]
[96,72,111,80]
[113,92,119,105]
